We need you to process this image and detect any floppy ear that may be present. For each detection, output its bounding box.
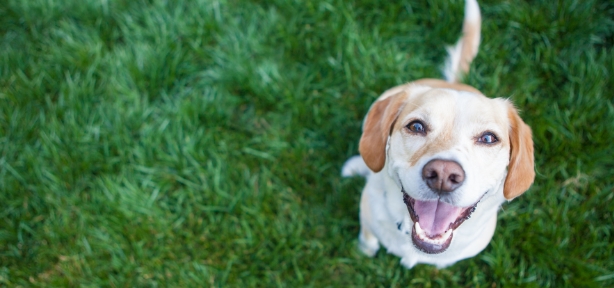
[359,92,407,172]
[504,105,535,199]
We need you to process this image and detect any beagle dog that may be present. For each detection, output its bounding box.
[342,0,535,268]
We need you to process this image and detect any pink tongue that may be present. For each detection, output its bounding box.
[414,200,463,237]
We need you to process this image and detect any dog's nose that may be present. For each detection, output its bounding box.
[422,159,465,193]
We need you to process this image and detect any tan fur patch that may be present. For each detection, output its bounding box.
[459,21,480,76]
[412,79,482,95]
[407,130,455,167]
[359,91,408,172]
[503,105,535,199]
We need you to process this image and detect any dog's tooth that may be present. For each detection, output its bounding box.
[443,229,453,240]
[415,222,425,237]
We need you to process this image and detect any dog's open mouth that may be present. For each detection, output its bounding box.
[402,192,480,254]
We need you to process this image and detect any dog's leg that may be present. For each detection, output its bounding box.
[358,192,380,257]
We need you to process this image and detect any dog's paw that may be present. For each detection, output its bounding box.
[342,155,371,177]
[400,257,418,269]
[358,233,380,257]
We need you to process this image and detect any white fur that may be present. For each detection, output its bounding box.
[465,0,481,23]
[443,40,463,83]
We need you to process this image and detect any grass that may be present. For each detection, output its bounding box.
[1,0,613,286]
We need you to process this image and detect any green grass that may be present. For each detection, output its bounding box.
[1,0,613,286]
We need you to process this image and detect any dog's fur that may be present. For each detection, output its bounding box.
[342,0,535,269]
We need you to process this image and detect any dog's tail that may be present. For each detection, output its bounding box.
[443,0,481,83]
[341,155,372,178]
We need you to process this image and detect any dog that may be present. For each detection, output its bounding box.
[341,0,535,269]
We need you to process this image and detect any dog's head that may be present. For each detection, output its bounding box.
[359,79,534,254]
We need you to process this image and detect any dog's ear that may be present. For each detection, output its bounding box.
[359,92,407,172]
[504,104,535,199]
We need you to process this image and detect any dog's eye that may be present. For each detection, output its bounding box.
[477,132,498,144]
[406,121,426,134]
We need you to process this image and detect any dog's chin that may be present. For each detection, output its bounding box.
[402,193,480,254]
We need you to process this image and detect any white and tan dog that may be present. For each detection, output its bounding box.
[342,0,535,268]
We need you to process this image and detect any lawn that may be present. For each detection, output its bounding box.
[1,0,613,286]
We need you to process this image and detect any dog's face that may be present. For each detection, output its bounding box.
[359,81,535,254]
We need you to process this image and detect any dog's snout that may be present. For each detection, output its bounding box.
[422,159,465,193]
